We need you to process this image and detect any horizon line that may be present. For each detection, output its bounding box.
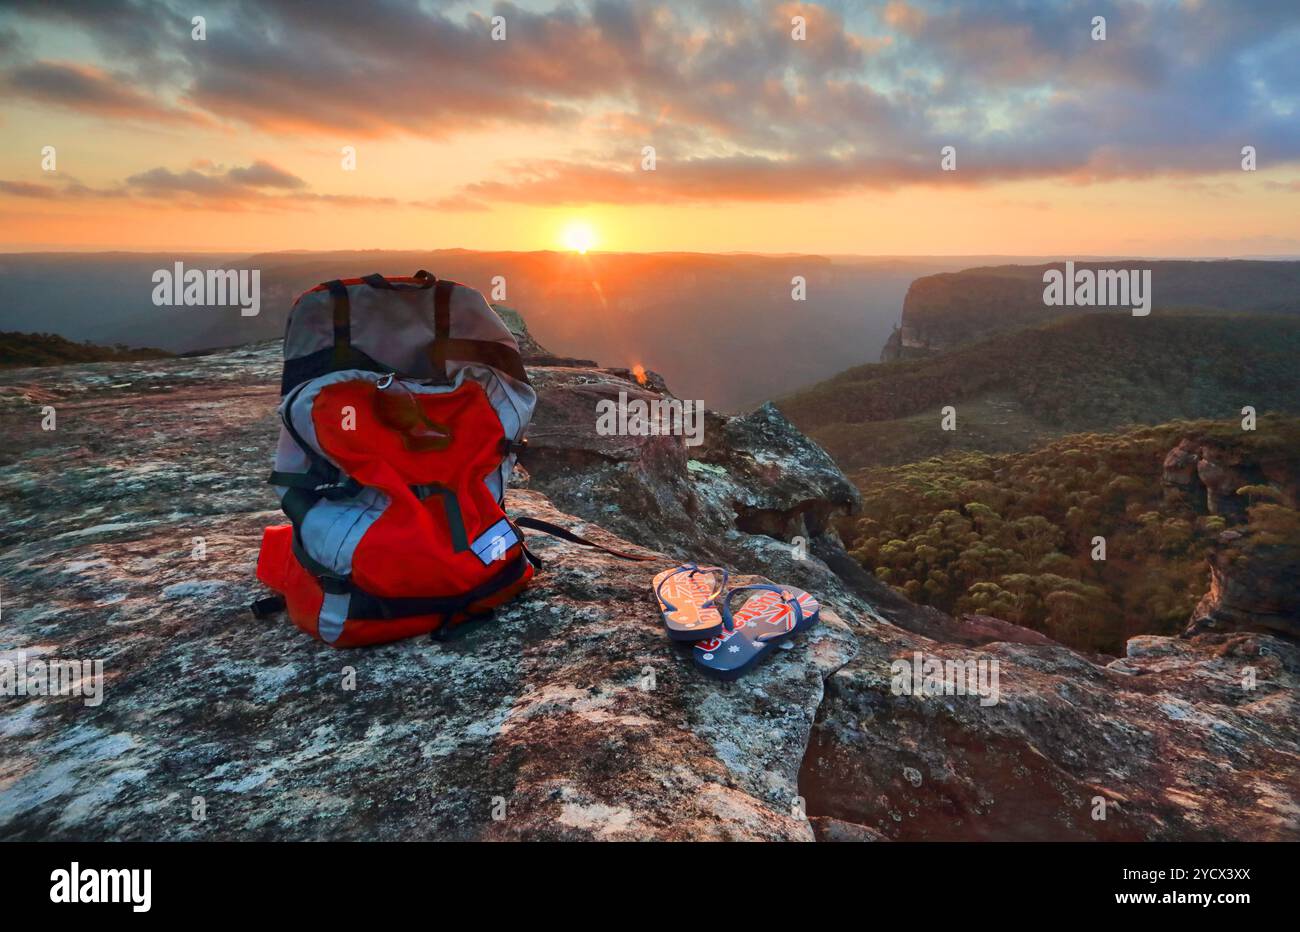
[2,247,1299,262]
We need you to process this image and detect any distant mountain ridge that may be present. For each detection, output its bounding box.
[780,312,1300,470]
[0,331,171,368]
[882,259,1300,360]
[0,250,981,412]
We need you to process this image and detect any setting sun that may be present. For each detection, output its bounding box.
[560,220,598,254]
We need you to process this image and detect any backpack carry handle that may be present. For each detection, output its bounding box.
[361,270,436,291]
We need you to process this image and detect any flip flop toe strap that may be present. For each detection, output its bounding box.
[655,563,730,622]
[720,584,805,640]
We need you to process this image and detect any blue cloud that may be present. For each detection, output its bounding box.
[1,0,1297,202]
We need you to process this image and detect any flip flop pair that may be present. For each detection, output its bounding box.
[653,565,820,680]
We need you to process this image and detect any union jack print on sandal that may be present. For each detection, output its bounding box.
[693,584,820,680]
[652,563,731,641]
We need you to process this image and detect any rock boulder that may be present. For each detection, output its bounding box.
[1,321,1296,842]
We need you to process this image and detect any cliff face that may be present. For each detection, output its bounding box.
[1163,435,1300,640]
[881,271,1045,360]
[803,625,1299,841]
[787,315,1300,475]
[881,260,1300,361]
[0,320,1296,841]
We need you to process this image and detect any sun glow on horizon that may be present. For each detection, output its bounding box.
[560,220,598,254]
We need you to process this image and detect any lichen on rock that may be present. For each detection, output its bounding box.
[1,315,1296,842]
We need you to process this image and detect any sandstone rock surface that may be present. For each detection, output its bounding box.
[1,329,1296,841]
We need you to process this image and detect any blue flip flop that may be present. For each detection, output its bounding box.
[693,584,820,680]
[653,563,731,641]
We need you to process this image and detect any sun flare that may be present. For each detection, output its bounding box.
[560,220,598,254]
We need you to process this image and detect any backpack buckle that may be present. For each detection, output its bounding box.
[318,573,351,595]
[316,478,360,500]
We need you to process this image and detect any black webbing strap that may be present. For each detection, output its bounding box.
[519,536,544,571]
[269,468,332,489]
[248,548,523,628]
[290,534,349,592]
[251,595,286,619]
[431,278,453,383]
[412,484,470,553]
[424,279,529,385]
[345,551,531,621]
[440,338,530,384]
[280,345,390,396]
[513,515,657,562]
[327,280,350,367]
[269,462,351,491]
[280,486,320,528]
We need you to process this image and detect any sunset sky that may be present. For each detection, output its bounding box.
[2,0,1298,256]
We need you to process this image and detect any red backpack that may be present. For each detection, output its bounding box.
[253,271,547,647]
